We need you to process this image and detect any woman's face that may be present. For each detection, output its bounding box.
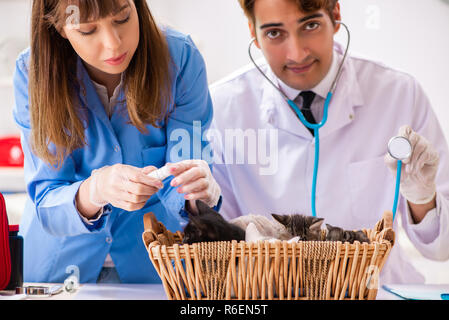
[60,0,140,80]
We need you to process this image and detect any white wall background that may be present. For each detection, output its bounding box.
[147,0,449,139]
[0,0,449,284]
[0,0,30,136]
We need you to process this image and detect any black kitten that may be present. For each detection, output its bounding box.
[182,200,246,244]
[325,224,370,244]
[271,214,324,241]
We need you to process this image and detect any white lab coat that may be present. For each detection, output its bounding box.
[209,42,449,285]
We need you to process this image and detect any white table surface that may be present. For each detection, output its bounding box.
[0,283,404,300]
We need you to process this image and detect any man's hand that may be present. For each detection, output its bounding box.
[385,125,439,222]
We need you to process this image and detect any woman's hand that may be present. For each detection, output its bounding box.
[78,164,164,218]
[166,160,221,210]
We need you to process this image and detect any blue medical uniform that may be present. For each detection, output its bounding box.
[12,28,218,283]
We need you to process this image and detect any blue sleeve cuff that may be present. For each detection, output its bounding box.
[36,180,109,237]
[81,204,112,231]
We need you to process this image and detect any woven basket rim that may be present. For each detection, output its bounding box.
[147,239,392,261]
[142,211,395,251]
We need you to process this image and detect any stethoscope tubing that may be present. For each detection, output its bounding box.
[392,160,402,220]
[249,21,351,217]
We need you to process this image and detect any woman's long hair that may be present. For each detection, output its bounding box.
[29,0,172,167]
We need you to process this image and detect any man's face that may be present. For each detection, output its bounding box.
[250,0,341,91]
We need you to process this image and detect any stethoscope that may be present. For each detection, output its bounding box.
[249,21,411,220]
[248,21,351,218]
[388,136,412,220]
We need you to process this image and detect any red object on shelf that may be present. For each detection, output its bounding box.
[0,136,24,167]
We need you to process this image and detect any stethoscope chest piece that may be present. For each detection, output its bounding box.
[388,136,412,161]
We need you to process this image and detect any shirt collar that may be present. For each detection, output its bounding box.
[91,73,125,100]
[90,73,125,114]
[276,49,339,100]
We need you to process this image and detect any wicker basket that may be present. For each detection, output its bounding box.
[142,211,395,300]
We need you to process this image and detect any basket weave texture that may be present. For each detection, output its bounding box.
[142,211,395,300]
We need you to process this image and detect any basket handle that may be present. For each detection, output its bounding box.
[143,212,161,233]
[142,212,181,247]
[380,211,393,229]
[374,211,395,246]
[142,212,160,248]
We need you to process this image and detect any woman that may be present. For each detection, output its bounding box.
[13,0,221,283]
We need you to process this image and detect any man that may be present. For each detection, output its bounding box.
[209,0,449,284]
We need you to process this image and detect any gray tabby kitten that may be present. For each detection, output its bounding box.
[325,224,370,244]
[271,214,324,241]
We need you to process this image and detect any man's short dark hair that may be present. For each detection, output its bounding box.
[238,0,339,25]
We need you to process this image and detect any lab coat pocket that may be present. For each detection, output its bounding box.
[348,155,393,228]
[141,145,167,169]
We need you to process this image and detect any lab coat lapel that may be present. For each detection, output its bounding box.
[319,52,364,138]
[260,69,313,139]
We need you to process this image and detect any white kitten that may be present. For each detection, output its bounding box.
[230,214,293,240]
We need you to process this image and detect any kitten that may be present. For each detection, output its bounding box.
[230,214,293,240]
[245,222,277,243]
[325,224,370,244]
[182,200,246,244]
[245,222,301,244]
[271,214,324,241]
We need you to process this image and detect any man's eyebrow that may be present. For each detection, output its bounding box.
[260,22,283,29]
[259,13,325,29]
[298,13,324,24]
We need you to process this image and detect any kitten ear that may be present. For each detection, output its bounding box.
[271,214,290,226]
[310,218,324,231]
[326,223,334,231]
[195,200,214,216]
